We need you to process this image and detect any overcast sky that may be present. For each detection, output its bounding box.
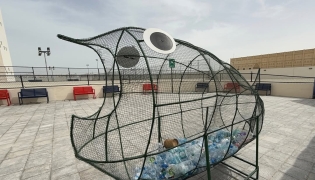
[1,0,315,68]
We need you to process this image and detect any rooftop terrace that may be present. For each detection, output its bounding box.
[0,96,314,180]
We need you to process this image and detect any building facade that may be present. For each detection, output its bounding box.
[230,48,315,70]
[0,9,14,82]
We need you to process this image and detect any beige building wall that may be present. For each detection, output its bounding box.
[239,66,315,77]
[0,9,15,82]
[230,48,315,70]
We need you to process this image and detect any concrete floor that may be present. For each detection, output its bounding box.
[0,96,314,180]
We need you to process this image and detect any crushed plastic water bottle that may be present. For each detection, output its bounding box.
[157,143,164,152]
[133,167,141,180]
[227,144,238,156]
[177,138,187,145]
[133,129,247,179]
[133,164,156,180]
[164,152,181,164]
[177,160,195,177]
[232,129,248,147]
[170,147,188,162]
[164,160,195,178]
[186,144,202,165]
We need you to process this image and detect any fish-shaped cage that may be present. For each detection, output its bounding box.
[58,27,264,180]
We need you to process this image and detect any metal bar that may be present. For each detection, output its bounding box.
[220,162,257,180]
[204,135,211,180]
[231,155,256,167]
[204,107,211,180]
[98,68,100,80]
[158,116,161,143]
[171,67,173,93]
[43,53,49,82]
[256,116,260,179]
[258,68,261,84]
[245,169,258,180]
[20,75,24,88]
[32,67,35,80]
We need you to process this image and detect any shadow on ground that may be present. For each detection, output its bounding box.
[280,135,315,180]
[291,99,315,107]
[187,163,252,180]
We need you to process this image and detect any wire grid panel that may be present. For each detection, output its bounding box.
[59,27,264,180]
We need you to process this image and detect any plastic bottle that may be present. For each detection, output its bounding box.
[208,133,216,142]
[165,160,195,179]
[133,166,141,180]
[177,160,195,177]
[154,161,168,180]
[190,139,197,145]
[220,137,231,149]
[156,143,164,152]
[164,152,181,164]
[208,144,219,164]
[220,137,232,157]
[227,144,238,156]
[186,144,202,165]
[140,156,162,180]
[232,129,241,136]
[215,129,230,142]
[191,138,203,146]
[136,164,156,180]
[233,130,248,146]
[170,146,189,162]
[165,164,176,179]
[177,138,187,145]
[156,152,166,162]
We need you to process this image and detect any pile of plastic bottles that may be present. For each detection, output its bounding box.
[133,128,249,180]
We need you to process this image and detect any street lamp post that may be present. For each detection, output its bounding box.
[96,59,100,80]
[86,64,90,83]
[38,47,51,81]
[49,66,54,81]
[86,64,89,74]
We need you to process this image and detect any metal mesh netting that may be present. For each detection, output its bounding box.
[58,27,264,180]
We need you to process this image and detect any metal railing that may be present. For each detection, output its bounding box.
[1,66,315,97]
[0,63,211,76]
[0,65,106,76]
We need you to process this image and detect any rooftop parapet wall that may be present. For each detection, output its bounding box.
[0,81,313,106]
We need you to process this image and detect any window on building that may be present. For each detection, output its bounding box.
[249,68,251,70]
[243,68,245,70]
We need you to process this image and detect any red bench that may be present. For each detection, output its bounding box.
[0,89,11,106]
[224,82,240,93]
[73,86,96,100]
[143,83,158,93]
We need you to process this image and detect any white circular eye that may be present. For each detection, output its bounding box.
[116,46,140,68]
[143,28,176,54]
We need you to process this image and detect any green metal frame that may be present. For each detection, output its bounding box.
[58,27,264,180]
